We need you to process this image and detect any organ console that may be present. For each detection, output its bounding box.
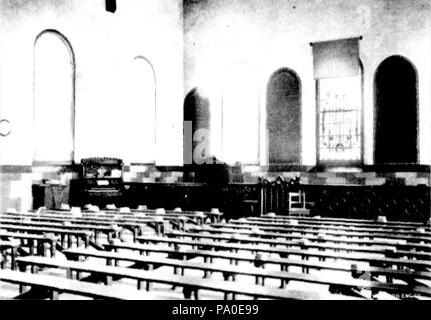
[69,157,124,207]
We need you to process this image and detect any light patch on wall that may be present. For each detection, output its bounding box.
[9,180,25,199]
[221,62,260,164]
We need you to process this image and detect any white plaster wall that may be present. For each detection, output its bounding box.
[184,0,431,166]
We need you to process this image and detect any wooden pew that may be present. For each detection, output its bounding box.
[0,240,20,270]
[0,218,119,244]
[3,212,165,239]
[253,215,428,228]
[0,270,173,300]
[34,209,205,225]
[59,249,430,298]
[229,219,431,237]
[130,208,222,223]
[17,254,349,300]
[188,226,431,252]
[164,231,431,261]
[136,236,431,272]
[208,223,431,243]
[2,214,143,241]
[0,231,58,258]
[104,242,431,284]
[18,254,430,299]
[248,216,431,231]
[4,211,171,236]
[0,224,91,249]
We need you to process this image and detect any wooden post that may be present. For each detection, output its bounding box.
[50,290,59,300]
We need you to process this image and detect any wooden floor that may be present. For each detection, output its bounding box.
[1,209,430,300]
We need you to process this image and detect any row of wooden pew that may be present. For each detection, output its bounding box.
[1,208,430,300]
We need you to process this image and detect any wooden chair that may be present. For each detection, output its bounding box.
[288,191,311,216]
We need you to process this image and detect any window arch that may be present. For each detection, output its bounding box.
[220,62,260,164]
[183,87,211,165]
[374,55,418,164]
[266,68,302,164]
[123,56,157,164]
[33,30,75,163]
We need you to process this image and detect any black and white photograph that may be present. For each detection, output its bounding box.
[0,0,430,309]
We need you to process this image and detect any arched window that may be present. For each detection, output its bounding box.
[123,56,156,164]
[266,68,302,164]
[374,56,418,164]
[183,87,211,165]
[221,62,259,164]
[33,30,75,163]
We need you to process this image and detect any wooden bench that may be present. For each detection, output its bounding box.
[0,240,20,270]
[254,215,428,228]
[129,208,222,223]
[3,212,164,239]
[0,270,172,300]
[188,226,431,252]
[36,209,207,225]
[164,231,431,261]
[0,224,91,249]
[250,215,431,229]
[2,214,144,241]
[0,218,120,243]
[56,251,364,300]
[18,254,430,299]
[229,219,431,237]
[136,236,431,272]
[6,212,169,236]
[0,231,58,259]
[209,223,431,243]
[104,242,431,284]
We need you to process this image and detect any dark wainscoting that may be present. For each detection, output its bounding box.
[261,178,430,222]
[122,183,262,220]
[68,180,430,222]
[301,184,430,222]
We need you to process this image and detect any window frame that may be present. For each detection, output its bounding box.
[32,29,76,166]
[266,67,303,166]
[315,73,364,166]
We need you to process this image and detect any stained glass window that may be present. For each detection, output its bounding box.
[318,76,362,162]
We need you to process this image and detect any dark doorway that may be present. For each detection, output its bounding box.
[374,56,418,164]
[266,68,302,164]
[183,87,211,165]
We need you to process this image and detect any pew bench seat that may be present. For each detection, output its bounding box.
[58,249,431,298]
[189,226,431,252]
[15,255,360,300]
[165,231,431,260]
[0,240,20,270]
[0,270,172,300]
[104,242,431,284]
[136,235,431,272]
[0,231,59,258]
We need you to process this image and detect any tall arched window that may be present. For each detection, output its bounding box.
[183,87,211,165]
[374,56,418,164]
[221,62,259,164]
[266,68,302,164]
[123,56,156,164]
[34,30,75,163]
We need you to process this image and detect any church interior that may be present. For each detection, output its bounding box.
[0,0,430,300]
